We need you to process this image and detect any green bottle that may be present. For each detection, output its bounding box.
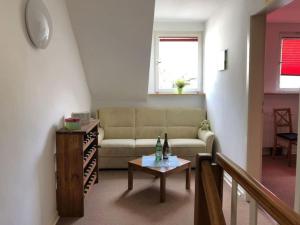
[155,136,162,161]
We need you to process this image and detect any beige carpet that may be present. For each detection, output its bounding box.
[57,170,275,225]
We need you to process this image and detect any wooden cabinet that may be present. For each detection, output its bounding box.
[56,119,99,217]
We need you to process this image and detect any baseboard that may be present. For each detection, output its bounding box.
[224,172,246,199]
[50,215,59,225]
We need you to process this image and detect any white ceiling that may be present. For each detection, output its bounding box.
[154,0,225,22]
[267,0,300,23]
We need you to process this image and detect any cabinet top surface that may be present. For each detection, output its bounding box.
[57,119,99,134]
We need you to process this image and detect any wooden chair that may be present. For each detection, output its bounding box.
[273,108,298,166]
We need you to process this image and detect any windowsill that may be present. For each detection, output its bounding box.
[148,92,205,96]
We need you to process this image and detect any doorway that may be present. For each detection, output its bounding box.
[247,0,300,210]
[262,1,300,208]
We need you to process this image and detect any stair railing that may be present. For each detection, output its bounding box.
[194,153,300,225]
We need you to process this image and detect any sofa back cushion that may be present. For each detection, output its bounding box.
[98,107,135,139]
[135,108,166,139]
[166,108,206,138]
[97,107,206,139]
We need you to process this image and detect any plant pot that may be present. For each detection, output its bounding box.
[177,87,183,94]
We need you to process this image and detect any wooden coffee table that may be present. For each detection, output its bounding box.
[128,156,191,202]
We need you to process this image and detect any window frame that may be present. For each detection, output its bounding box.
[278,32,300,92]
[153,31,203,94]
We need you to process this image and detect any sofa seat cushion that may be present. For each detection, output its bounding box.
[133,139,160,156]
[100,147,133,157]
[169,139,206,157]
[101,139,135,148]
[100,139,135,157]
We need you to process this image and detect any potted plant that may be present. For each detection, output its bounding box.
[175,79,189,94]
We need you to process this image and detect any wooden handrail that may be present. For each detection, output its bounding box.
[201,161,226,225]
[216,152,300,225]
[194,153,224,225]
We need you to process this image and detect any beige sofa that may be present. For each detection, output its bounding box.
[97,107,214,168]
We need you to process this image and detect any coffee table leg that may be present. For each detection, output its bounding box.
[186,164,191,190]
[160,174,166,202]
[128,163,133,190]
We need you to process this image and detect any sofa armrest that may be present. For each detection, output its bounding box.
[198,129,214,153]
[98,127,104,145]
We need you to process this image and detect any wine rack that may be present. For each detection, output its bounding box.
[56,119,99,217]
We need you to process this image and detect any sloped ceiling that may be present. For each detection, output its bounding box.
[66,0,155,103]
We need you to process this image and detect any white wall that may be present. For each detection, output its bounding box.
[66,3,206,111]
[203,0,286,170]
[92,95,205,112]
[264,23,300,93]
[153,21,205,32]
[203,0,251,169]
[267,0,300,23]
[0,1,91,225]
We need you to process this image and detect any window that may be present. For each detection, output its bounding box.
[153,33,201,93]
[279,37,300,89]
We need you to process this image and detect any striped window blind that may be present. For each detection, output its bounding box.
[280,38,300,76]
